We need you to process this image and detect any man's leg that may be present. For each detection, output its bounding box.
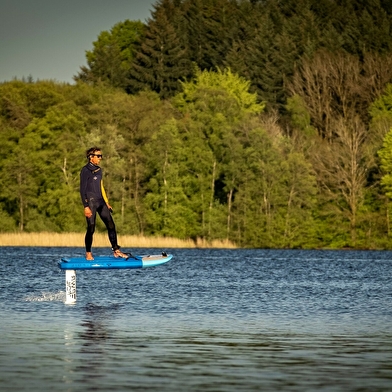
[85,204,97,260]
[99,205,130,258]
[98,204,118,250]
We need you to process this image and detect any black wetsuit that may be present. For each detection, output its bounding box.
[80,162,119,252]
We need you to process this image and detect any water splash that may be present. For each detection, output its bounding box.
[24,291,65,302]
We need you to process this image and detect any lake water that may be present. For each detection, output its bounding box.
[0,247,391,391]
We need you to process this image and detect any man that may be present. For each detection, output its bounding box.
[80,147,129,260]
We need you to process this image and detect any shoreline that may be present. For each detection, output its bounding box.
[0,232,237,249]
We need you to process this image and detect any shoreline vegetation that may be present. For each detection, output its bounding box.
[0,232,236,249]
[2,2,392,250]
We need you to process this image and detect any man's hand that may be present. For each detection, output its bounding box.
[84,206,92,218]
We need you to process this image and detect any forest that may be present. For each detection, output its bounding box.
[2,0,392,249]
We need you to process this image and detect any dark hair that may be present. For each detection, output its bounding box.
[86,146,101,158]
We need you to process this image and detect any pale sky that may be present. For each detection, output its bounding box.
[0,0,157,84]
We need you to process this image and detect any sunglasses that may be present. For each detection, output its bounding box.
[91,154,103,158]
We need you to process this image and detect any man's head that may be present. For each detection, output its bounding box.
[86,147,102,165]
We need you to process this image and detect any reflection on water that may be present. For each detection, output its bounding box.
[77,304,115,388]
[0,247,392,391]
[60,314,392,391]
[79,303,116,343]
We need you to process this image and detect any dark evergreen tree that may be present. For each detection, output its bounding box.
[128,0,192,98]
[76,44,129,88]
[179,0,239,71]
[225,2,298,111]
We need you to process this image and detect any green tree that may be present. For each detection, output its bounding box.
[143,119,201,238]
[229,126,318,248]
[377,125,392,240]
[117,91,175,234]
[0,81,66,230]
[378,128,392,196]
[0,127,41,231]
[75,20,145,89]
[19,101,86,231]
[370,83,392,145]
[173,68,265,241]
[175,68,264,115]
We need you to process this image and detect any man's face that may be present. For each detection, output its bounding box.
[90,151,102,165]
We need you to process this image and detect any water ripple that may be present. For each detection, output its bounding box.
[1,247,392,391]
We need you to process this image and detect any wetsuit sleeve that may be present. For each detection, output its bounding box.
[101,180,109,205]
[80,168,90,207]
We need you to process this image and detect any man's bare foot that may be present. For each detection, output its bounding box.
[86,252,94,260]
[113,249,130,259]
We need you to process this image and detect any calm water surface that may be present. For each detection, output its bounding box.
[0,247,392,391]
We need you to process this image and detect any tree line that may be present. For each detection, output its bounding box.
[2,0,392,249]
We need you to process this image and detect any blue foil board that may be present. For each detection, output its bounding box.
[58,254,173,270]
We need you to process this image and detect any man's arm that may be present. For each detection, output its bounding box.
[80,168,92,218]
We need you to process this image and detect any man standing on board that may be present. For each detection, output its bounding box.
[80,147,129,260]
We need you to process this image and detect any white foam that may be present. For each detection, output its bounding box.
[24,291,66,302]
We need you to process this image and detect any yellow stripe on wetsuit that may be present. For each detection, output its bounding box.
[101,180,109,205]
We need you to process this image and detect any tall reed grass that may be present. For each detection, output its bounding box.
[0,232,236,249]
